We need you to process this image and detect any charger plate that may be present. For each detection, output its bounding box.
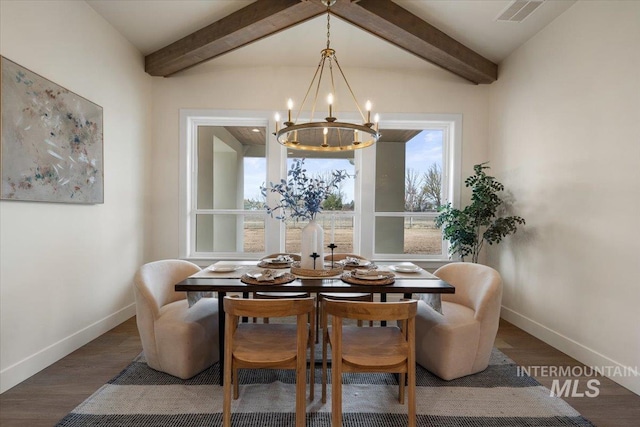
[341,271,395,286]
[240,272,296,285]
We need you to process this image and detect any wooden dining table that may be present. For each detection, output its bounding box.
[174,261,455,385]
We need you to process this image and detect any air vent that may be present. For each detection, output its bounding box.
[496,0,544,22]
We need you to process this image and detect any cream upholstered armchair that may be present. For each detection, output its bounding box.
[415,262,502,380]
[134,259,219,379]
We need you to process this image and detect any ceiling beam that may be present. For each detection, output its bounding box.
[145,0,497,84]
[145,0,326,77]
[328,0,497,84]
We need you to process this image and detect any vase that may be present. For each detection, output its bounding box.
[300,218,324,270]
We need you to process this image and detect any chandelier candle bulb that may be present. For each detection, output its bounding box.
[323,127,328,147]
[374,113,380,132]
[328,93,333,118]
[274,113,280,133]
[287,98,293,124]
[366,100,372,123]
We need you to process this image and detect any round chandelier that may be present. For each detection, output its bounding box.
[274,0,379,152]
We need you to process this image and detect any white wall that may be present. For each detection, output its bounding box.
[488,1,640,394]
[0,1,152,392]
[148,64,491,261]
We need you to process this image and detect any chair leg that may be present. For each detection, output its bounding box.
[315,295,321,344]
[223,361,232,427]
[321,328,328,404]
[309,308,315,401]
[399,372,405,404]
[234,368,239,400]
[296,345,307,427]
[408,366,416,427]
[331,346,342,427]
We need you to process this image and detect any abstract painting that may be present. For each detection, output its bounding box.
[1,56,103,203]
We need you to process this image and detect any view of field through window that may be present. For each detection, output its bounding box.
[240,128,444,255]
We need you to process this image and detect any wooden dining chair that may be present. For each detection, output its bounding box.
[322,299,418,427]
[253,253,310,323]
[316,254,373,341]
[223,296,315,427]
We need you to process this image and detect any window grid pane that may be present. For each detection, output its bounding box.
[285,214,354,254]
[195,213,265,254]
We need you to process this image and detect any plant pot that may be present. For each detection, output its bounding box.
[300,218,324,270]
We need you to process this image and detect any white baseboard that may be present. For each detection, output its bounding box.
[501,306,640,396]
[0,303,136,394]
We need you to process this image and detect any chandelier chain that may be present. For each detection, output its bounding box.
[326,7,331,50]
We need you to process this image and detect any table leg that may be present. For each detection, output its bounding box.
[218,292,226,386]
[380,293,387,326]
[242,292,250,323]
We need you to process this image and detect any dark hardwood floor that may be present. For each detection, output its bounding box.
[1,317,638,426]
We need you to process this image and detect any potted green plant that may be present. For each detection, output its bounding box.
[436,162,525,263]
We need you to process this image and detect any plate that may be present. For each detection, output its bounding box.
[389,264,421,273]
[355,274,393,281]
[339,259,372,269]
[209,265,240,273]
[262,258,291,265]
[246,269,287,280]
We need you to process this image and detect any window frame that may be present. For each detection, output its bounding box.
[179,109,461,262]
[358,114,461,261]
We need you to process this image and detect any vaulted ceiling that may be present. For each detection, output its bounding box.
[87,0,576,85]
[144,0,498,83]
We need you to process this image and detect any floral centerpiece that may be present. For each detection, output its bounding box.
[261,158,348,221]
[261,158,348,269]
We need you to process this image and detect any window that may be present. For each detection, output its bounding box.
[180,110,460,261]
[284,154,356,255]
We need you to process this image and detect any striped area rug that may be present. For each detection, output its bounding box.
[56,349,594,426]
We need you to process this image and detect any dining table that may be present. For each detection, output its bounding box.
[174,260,455,385]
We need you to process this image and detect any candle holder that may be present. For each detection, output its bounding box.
[310,252,320,269]
[327,243,338,267]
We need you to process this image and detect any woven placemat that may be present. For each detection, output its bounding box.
[341,271,395,285]
[240,272,296,285]
[257,260,291,269]
[290,262,343,277]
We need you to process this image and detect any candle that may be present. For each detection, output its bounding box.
[323,127,328,146]
[365,100,371,123]
[327,93,333,117]
[274,112,280,133]
[331,215,335,243]
[374,113,380,132]
[287,98,293,123]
